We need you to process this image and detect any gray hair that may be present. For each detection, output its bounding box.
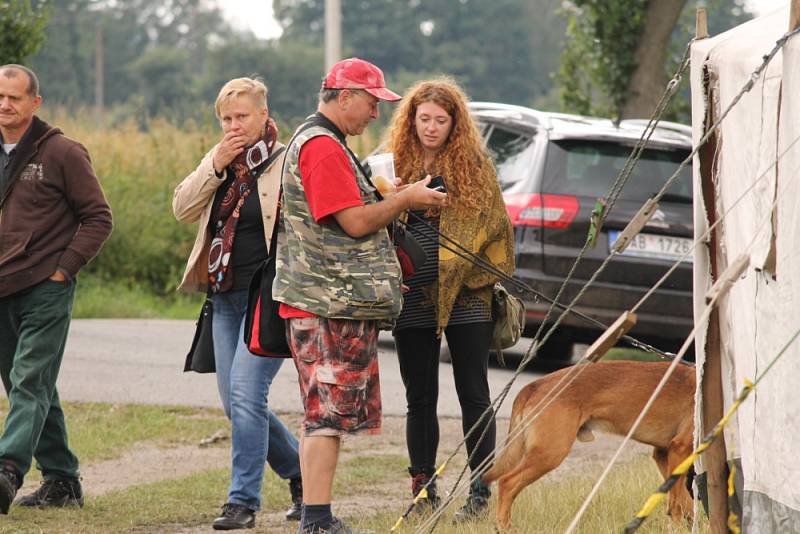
[319,87,342,104]
[0,64,39,97]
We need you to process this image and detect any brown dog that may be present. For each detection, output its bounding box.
[482,360,695,530]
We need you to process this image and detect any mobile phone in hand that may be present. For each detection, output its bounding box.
[427,175,447,192]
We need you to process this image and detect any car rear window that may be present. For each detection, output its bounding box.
[484,127,536,192]
[543,140,692,202]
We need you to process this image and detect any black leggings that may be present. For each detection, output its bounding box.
[394,322,496,472]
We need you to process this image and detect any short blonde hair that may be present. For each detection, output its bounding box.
[214,77,268,118]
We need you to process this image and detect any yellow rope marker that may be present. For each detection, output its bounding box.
[727,464,741,534]
[390,460,449,532]
[622,379,755,534]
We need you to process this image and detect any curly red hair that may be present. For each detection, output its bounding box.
[386,78,493,211]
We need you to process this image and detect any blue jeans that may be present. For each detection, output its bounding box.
[212,289,301,511]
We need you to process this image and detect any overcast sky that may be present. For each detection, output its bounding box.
[219,0,791,41]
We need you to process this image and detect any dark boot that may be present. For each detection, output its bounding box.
[452,478,490,523]
[285,477,302,521]
[0,467,20,515]
[409,466,440,512]
[212,502,255,530]
[15,477,83,508]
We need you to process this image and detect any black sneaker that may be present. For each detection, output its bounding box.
[301,516,375,534]
[285,477,302,521]
[0,469,20,515]
[452,479,490,523]
[212,502,255,530]
[15,477,83,508]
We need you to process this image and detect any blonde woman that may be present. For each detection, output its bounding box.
[387,78,514,521]
[173,78,301,530]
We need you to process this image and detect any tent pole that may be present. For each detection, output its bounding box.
[698,108,729,534]
[696,6,709,39]
[696,8,729,531]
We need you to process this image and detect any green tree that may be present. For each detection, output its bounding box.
[274,0,563,107]
[558,0,752,121]
[28,0,232,109]
[126,46,195,121]
[0,0,48,65]
[195,39,323,125]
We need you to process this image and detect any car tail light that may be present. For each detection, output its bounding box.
[503,193,579,228]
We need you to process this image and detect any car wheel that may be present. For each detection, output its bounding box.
[536,332,574,363]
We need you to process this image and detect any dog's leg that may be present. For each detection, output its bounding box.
[495,407,581,530]
[665,435,694,521]
[652,447,670,480]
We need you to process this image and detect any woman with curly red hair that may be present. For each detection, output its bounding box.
[386,78,514,521]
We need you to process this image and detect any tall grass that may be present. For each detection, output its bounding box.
[366,455,707,533]
[48,111,215,296]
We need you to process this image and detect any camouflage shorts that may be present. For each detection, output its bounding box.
[287,316,382,436]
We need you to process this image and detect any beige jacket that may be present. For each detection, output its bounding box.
[173,142,285,293]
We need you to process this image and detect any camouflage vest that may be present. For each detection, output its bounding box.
[273,124,402,320]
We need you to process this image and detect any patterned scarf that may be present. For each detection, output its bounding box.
[431,159,515,334]
[208,119,278,292]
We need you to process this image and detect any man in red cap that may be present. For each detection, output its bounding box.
[273,58,447,533]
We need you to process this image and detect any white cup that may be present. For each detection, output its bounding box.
[366,152,397,194]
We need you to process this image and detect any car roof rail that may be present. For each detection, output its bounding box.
[621,119,693,138]
[469,101,551,129]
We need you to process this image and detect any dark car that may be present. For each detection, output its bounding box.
[470,102,694,361]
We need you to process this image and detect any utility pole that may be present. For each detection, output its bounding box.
[94,19,104,127]
[324,0,341,71]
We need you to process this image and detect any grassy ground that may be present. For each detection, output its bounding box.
[0,399,227,476]
[603,346,667,362]
[72,276,202,320]
[0,400,707,533]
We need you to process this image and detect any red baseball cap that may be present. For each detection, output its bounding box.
[323,57,402,102]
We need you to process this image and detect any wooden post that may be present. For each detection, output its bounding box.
[699,103,729,532]
[324,0,341,71]
[696,7,709,40]
[791,0,800,32]
[94,21,104,127]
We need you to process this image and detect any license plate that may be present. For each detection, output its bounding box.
[608,230,693,263]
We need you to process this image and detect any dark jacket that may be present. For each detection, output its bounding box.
[0,116,113,297]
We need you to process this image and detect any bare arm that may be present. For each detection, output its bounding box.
[333,176,447,238]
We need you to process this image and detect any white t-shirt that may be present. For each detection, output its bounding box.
[1,143,16,154]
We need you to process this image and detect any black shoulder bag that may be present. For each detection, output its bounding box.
[184,286,215,373]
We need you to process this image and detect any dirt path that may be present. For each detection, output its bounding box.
[28,414,648,533]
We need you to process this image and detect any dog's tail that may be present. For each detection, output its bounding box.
[481,385,532,485]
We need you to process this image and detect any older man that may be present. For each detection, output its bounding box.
[0,65,112,514]
[273,58,446,533]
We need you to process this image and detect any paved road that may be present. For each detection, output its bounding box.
[58,319,546,419]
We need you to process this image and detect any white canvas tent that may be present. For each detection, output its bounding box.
[690,4,800,531]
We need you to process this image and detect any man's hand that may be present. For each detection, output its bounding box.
[333,175,447,238]
[212,131,249,174]
[49,270,67,282]
[398,175,447,210]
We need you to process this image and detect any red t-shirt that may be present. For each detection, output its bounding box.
[279,135,364,319]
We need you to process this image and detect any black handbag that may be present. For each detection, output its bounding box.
[184,291,216,373]
[393,221,427,277]
[243,252,291,358]
[243,206,291,358]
